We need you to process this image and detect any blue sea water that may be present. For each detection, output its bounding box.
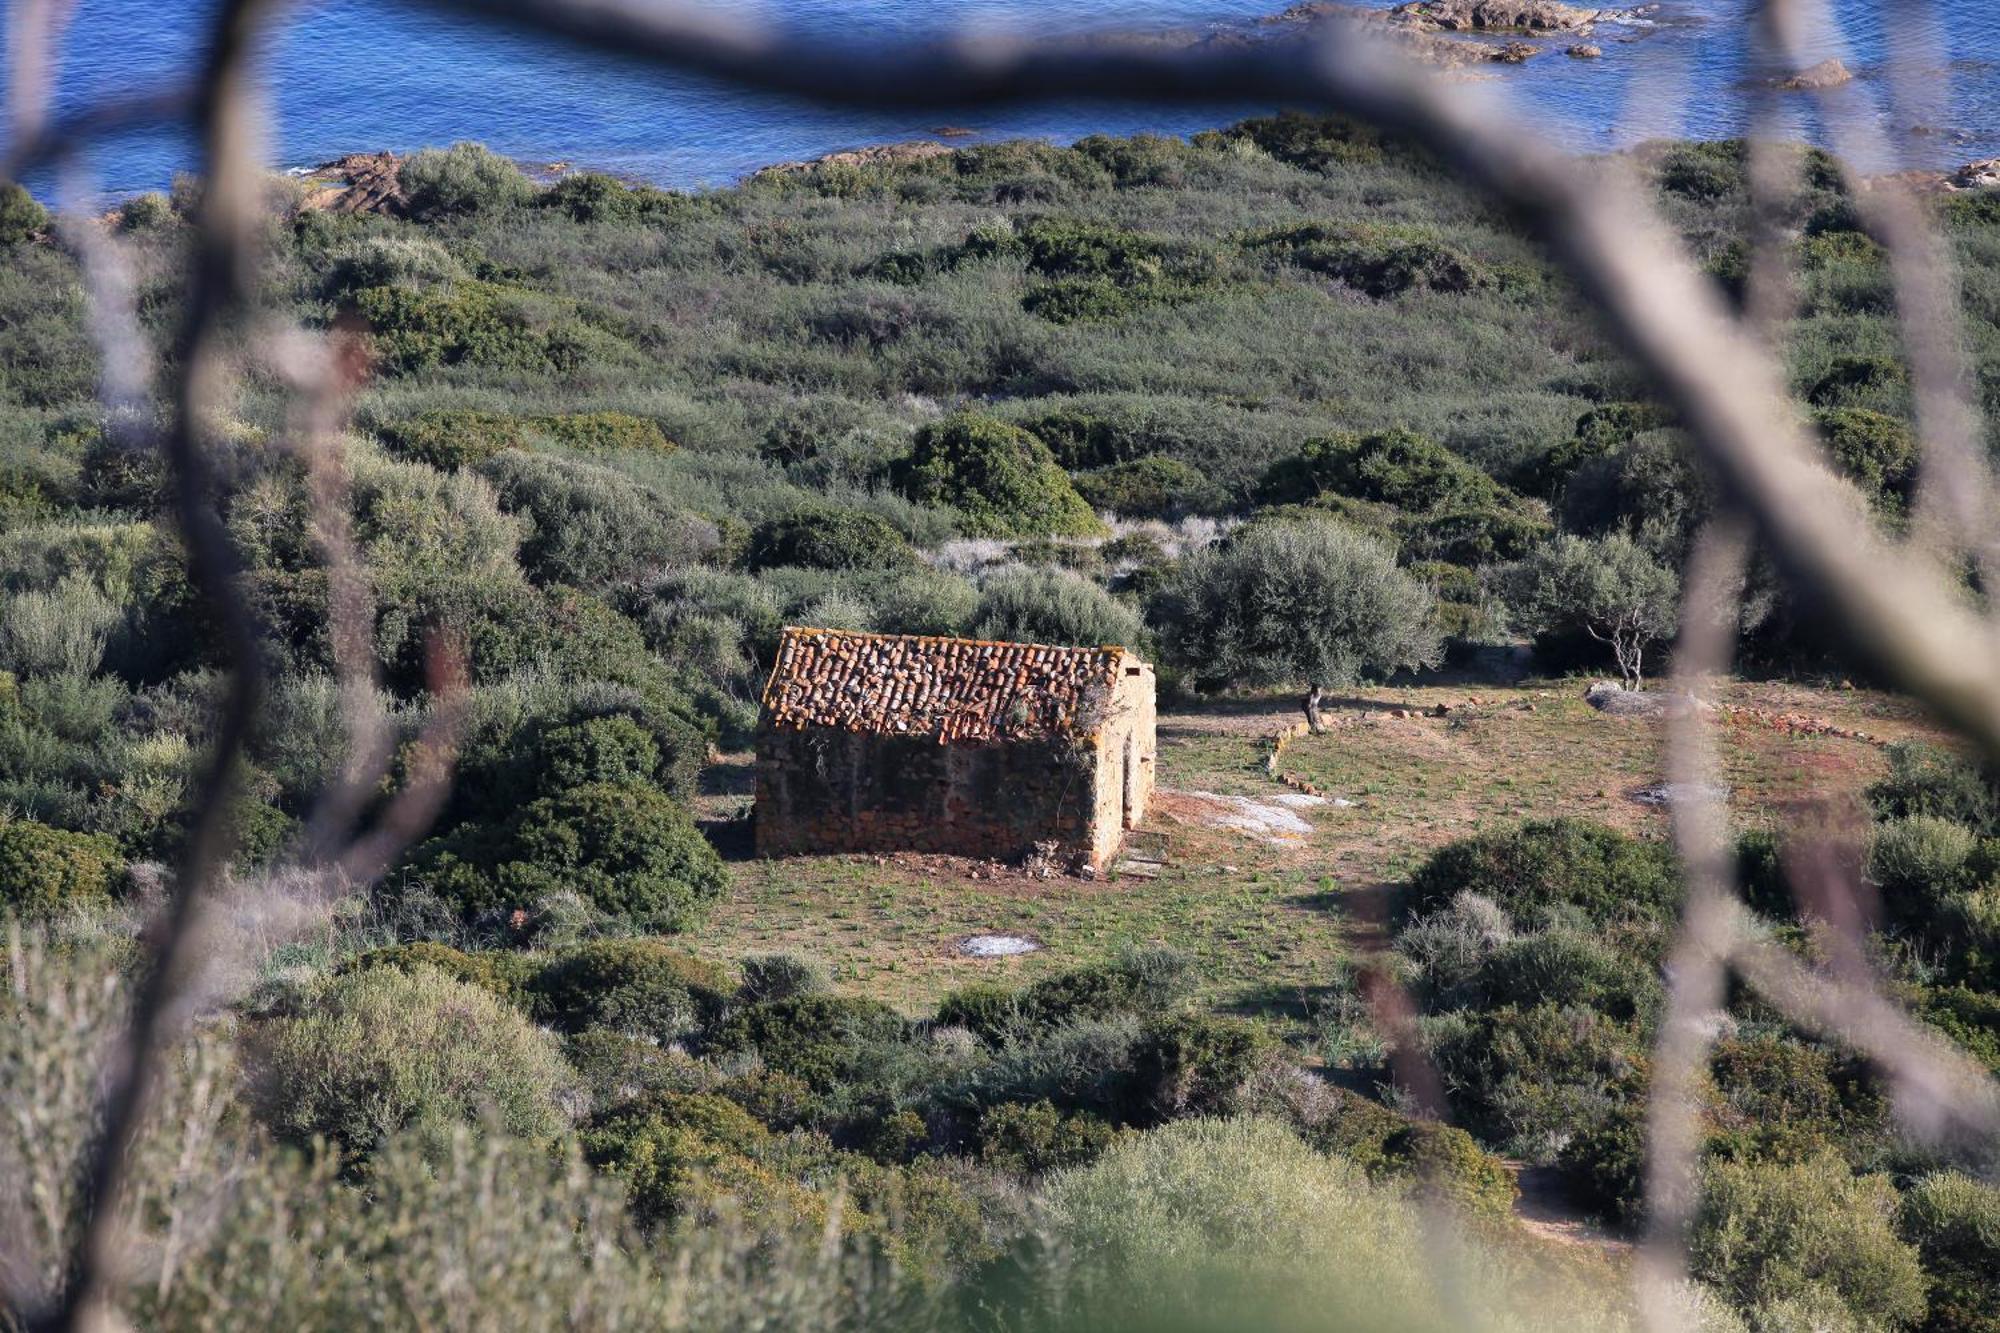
[6,0,1999,200]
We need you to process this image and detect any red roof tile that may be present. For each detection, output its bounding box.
[760,627,1130,743]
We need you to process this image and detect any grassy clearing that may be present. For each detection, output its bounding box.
[689,676,1944,1017]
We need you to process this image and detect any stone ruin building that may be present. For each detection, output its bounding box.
[754,627,1156,871]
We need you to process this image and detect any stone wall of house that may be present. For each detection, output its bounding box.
[753,728,1105,864]
[1089,656,1158,867]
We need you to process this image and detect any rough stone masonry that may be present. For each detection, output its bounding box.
[754,627,1156,871]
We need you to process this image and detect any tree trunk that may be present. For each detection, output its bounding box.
[1303,684,1326,735]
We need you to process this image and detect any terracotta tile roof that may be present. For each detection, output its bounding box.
[761,627,1130,744]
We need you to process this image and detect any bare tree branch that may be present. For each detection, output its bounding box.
[43,3,274,1328]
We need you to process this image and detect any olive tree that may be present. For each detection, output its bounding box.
[1153,517,1441,732]
[1505,532,1680,689]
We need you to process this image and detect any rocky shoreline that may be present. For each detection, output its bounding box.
[237,0,1997,214]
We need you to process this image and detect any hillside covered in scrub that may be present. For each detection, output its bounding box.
[6,117,2000,1330]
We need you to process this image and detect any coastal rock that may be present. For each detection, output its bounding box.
[1389,0,1614,33]
[1267,3,1536,68]
[1951,158,2000,190]
[759,140,955,176]
[1567,43,1603,57]
[299,151,407,217]
[1495,40,1539,62]
[1778,57,1853,91]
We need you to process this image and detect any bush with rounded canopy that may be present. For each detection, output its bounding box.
[1689,1154,1927,1329]
[412,781,726,932]
[1816,407,1917,510]
[248,964,575,1156]
[977,1100,1122,1175]
[532,411,678,455]
[1897,1171,2000,1333]
[528,938,733,1040]
[893,414,1102,538]
[1072,455,1225,518]
[1869,741,2000,835]
[1153,516,1440,728]
[0,817,122,916]
[476,451,716,589]
[1404,818,1681,926]
[737,953,832,1004]
[1424,1002,1646,1160]
[1257,427,1502,512]
[709,994,911,1091]
[0,183,48,246]
[348,941,535,1005]
[501,782,726,931]
[1505,531,1680,689]
[1037,1117,1466,1327]
[380,410,526,470]
[533,713,661,794]
[1303,1090,1518,1222]
[745,506,916,573]
[400,142,534,218]
[969,567,1143,649]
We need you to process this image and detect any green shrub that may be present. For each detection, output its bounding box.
[1868,815,1978,907]
[1554,1095,1649,1226]
[1257,428,1502,512]
[1807,354,1910,412]
[1815,406,1917,509]
[746,506,916,573]
[969,567,1143,649]
[940,951,1195,1045]
[581,1091,815,1235]
[400,142,535,218]
[1869,742,2000,835]
[540,172,686,224]
[533,713,661,793]
[1503,532,1681,687]
[1304,1090,1519,1223]
[1125,1013,1274,1125]
[0,817,122,915]
[1405,818,1680,925]
[1204,111,1397,170]
[1910,984,2000,1073]
[709,994,911,1091]
[1245,223,1489,298]
[1527,402,1676,497]
[532,411,677,455]
[323,233,461,298]
[1689,1155,1927,1329]
[353,280,619,376]
[1657,142,1746,200]
[737,953,832,1004]
[976,1099,1120,1175]
[1424,1003,1646,1161]
[0,183,47,246]
[1037,1116,1450,1326]
[1707,1035,1889,1164]
[1382,1120,1519,1223]
[528,939,732,1040]
[248,964,575,1156]
[1154,516,1441,696]
[1,575,121,677]
[347,941,536,1005]
[412,781,726,932]
[893,414,1102,538]
[1072,456,1226,518]
[476,451,715,588]
[1473,928,1662,1021]
[381,409,528,470]
[1896,1171,2000,1333]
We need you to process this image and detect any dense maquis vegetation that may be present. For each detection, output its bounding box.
[6,119,2000,1328]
